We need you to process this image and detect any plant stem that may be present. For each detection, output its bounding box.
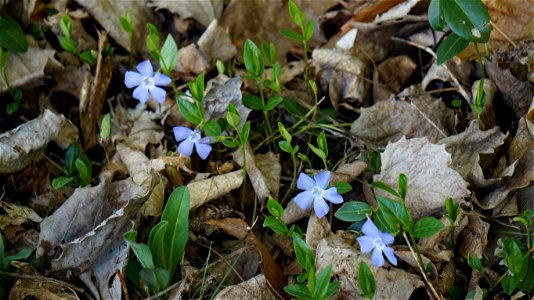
[240,144,247,211]
[257,80,273,138]
[302,39,309,83]
[473,43,486,76]
[281,152,299,204]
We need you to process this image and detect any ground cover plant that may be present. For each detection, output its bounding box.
[1,0,534,299]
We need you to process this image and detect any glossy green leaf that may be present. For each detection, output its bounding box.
[52,176,76,189]
[304,20,314,41]
[412,217,444,238]
[428,0,445,31]
[75,158,92,186]
[358,261,376,299]
[265,95,283,111]
[119,12,132,33]
[58,36,77,53]
[280,29,303,41]
[284,284,312,299]
[100,113,111,139]
[377,196,413,231]
[59,14,72,38]
[204,119,222,137]
[124,231,155,269]
[445,197,459,222]
[502,238,524,275]
[436,33,469,65]
[243,39,263,77]
[278,122,292,142]
[262,42,276,65]
[263,216,289,235]
[293,235,314,272]
[317,131,328,156]
[371,181,400,198]
[242,94,263,110]
[0,15,27,53]
[441,0,490,43]
[221,138,239,148]
[278,140,292,153]
[334,201,371,222]
[267,197,284,218]
[240,121,251,144]
[334,181,352,194]
[79,50,97,65]
[315,265,333,298]
[398,173,408,200]
[65,143,81,174]
[148,221,169,269]
[308,143,326,160]
[160,34,178,73]
[177,97,202,125]
[140,268,170,293]
[287,0,301,26]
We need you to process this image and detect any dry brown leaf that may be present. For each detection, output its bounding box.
[141,175,167,217]
[352,0,403,22]
[188,170,244,210]
[151,0,223,27]
[255,152,282,199]
[315,233,425,299]
[457,215,490,259]
[332,160,367,183]
[350,97,452,149]
[112,104,165,151]
[8,266,81,300]
[374,137,470,219]
[0,201,42,241]
[52,65,91,99]
[202,76,250,128]
[74,0,150,52]
[282,199,310,225]
[483,0,534,42]
[510,117,534,163]
[305,214,331,251]
[0,48,61,93]
[377,55,417,94]
[214,274,276,300]
[439,120,507,187]
[0,109,78,173]
[373,0,422,23]
[421,58,473,92]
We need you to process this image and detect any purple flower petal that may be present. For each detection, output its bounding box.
[297,173,315,190]
[314,171,331,189]
[173,126,192,142]
[356,236,375,254]
[124,71,142,88]
[149,86,167,103]
[153,72,171,86]
[323,187,343,204]
[199,136,211,144]
[361,219,381,238]
[294,190,313,210]
[178,140,194,156]
[380,232,394,245]
[136,60,153,77]
[195,142,212,160]
[132,85,149,103]
[313,197,329,218]
[383,247,397,266]
[371,248,385,267]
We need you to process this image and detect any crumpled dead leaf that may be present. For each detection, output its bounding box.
[350,96,452,149]
[0,109,78,173]
[188,170,244,210]
[376,55,417,94]
[305,214,330,251]
[0,201,42,241]
[315,233,425,299]
[8,265,81,300]
[439,120,507,187]
[0,48,61,93]
[151,0,223,27]
[215,274,276,300]
[374,137,470,219]
[373,0,422,23]
[202,76,250,128]
[457,215,490,259]
[332,160,367,183]
[112,104,165,151]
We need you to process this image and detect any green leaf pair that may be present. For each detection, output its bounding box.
[52,143,93,189]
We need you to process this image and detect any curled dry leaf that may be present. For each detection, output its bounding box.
[377,55,417,94]
[421,58,473,93]
[255,152,282,199]
[315,233,425,299]
[188,170,244,210]
[305,214,331,251]
[0,109,78,173]
[351,96,452,149]
[282,199,310,225]
[151,0,223,27]
[0,201,42,241]
[112,104,165,151]
[215,274,276,300]
[373,0,422,23]
[202,76,250,128]
[374,137,470,219]
[438,120,507,188]
[331,160,367,183]
[8,265,81,300]
[312,48,369,109]
[0,48,61,93]
[457,215,490,259]
[483,0,534,43]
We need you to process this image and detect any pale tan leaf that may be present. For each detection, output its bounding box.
[233,144,279,201]
[374,137,470,219]
[0,109,78,173]
[439,120,507,187]
[351,96,452,149]
[332,160,367,183]
[457,215,490,259]
[255,152,281,199]
[151,0,223,27]
[305,214,330,251]
[202,76,250,128]
[373,0,422,23]
[141,175,167,217]
[215,275,276,300]
[188,170,244,210]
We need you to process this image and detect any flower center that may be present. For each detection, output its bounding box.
[188,130,201,143]
[312,186,324,200]
[141,76,155,88]
[373,237,386,251]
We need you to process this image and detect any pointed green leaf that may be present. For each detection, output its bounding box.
[441,0,490,43]
[160,34,178,72]
[428,0,445,31]
[124,231,155,269]
[412,217,444,238]
[436,33,469,65]
[280,29,303,41]
[334,201,371,222]
[177,97,202,125]
[148,220,168,269]
[162,186,190,277]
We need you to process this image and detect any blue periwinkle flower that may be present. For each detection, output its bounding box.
[357,219,397,267]
[294,171,343,218]
[124,60,171,103]
[173,126,212,160]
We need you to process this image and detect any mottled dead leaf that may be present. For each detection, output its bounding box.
[255,152,282,199]
[351,97,452,149]
[332,160,367,183]
[141,175,167,217]
[457,215,490,259]
[375,137,470,219]
[377,55,417,94]
[215,274,276,300]
[305,214,330,251]
[0,201,42,241]
[439,120,507,187]
[0,109,78,173]
[9,266,81,300]
[188,170,244,210]
[484,0,534,42]
[373,0,422,23]
[112,104,164,151]
[202,76,250,128]
[151,0,223,27]
[0,48,61,93]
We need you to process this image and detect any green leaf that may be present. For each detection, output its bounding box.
[59,14,72,38]
[0,15,27,53]
[242,94,263,110]
[304,20,315,41]
[278,140,293,153]
[243,39,263,77]
[436,33,470,65]
[315,265,333,298]
[79,50,97,65]
[467,253,483,273]
[501,275,519,296]
[412,217,444,238]
[265,95,283,111]
[293,235,314,272]
[371,181,400,198]
[148,221,168,269]
[240,121,251,144]
[358,261,376,299]
[6,98,20,115]
[0,48,9,68]
[119,12,132,33]
[263,216,289,235]
[398,173,408,200]
[221,138,239,148]
[377,196,413,232]
[161,186,190,278]
[124,231,155,269]
[160,34,178,73]
[216,59,225,75]
[75,158,92,186]
[193,73,205,102]
[308,143,326,160]
[283,96,306,116]
[58,36,77,53]
[374,209,397,234]
[65,143,81,174]
[287,0,301,26]
[334,181,352,194]
[284,284,312,299]
[278,122,292,142]
[502,238,525,275]
[323,282,341,299]
[100,113,111,139]
[317,131,328,156]
[226,103,241,129]
[428,0,445,31]
[441,0,490,43]
[52,176,76,189]
[280,29,303,41]
[334,201,371,222]
[204,119,222,137]
[177,97,202,125]
[445,197,459,222]
[267,197,284,218]
[261,42,276,65]
[146,23,160,58]
[309,80,317,99]
[139,268,170,293]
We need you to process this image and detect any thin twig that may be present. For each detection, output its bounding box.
[402,232,443,300]
[0,271,84,293]
[490,20,517,48]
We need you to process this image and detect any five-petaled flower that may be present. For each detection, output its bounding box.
[357,219,397,267]
[173,126,212,160]
[294,171,343,218]
[124,60,171,104]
